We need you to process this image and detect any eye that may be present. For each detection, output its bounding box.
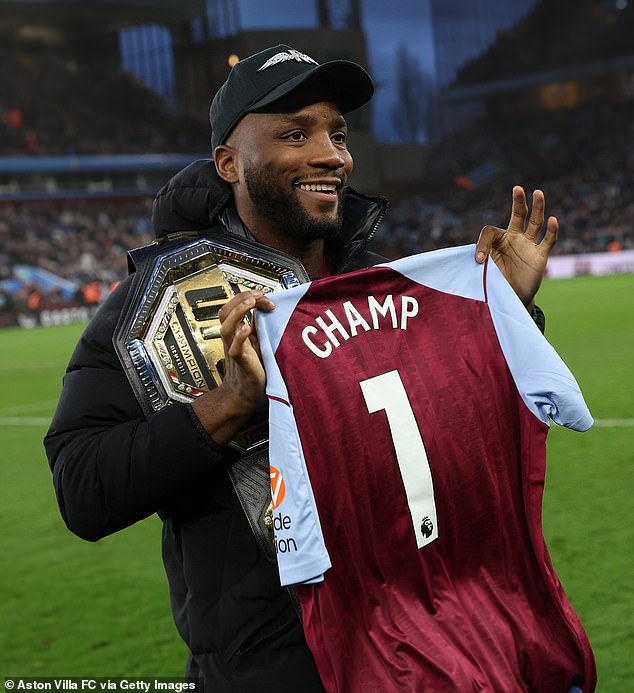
[282,130,307,142]
[332,131,347,146]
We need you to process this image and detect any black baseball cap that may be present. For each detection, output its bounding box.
[209,44,374,150]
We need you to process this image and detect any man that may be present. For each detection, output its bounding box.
[45,45,565,692]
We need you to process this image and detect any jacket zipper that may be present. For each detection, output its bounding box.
[336,197,389,275]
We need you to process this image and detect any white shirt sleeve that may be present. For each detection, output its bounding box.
[257,287,331,587]
[483,254,593,431]
[390,245,593,431]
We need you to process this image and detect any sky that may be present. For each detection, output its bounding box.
[237,0,435,142]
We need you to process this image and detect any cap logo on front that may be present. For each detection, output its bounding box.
[257,49,319,72]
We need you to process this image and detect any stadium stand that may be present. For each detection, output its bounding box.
[374,97,634,259]
[1,0,633,326]
[0,34,208,156]
[372,0,634,259]
[0,200,154,326]
[455,0,634,85]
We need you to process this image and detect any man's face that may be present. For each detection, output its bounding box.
[225,101,353,246]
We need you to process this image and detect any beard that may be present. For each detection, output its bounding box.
[243,164,344,242]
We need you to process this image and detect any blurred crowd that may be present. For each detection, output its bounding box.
[1,18,632,324]
[0,201,154,324]
[373,0,634,260]
[1,200,153,282]
[0,35,208,155]
[373,98,634,259]
[2,93,632,318]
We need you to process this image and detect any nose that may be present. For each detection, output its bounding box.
[307,135,347,170]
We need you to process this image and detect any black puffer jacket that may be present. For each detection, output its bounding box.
[44,160,388,693]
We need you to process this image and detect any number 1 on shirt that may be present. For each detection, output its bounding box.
[360,369,439,549]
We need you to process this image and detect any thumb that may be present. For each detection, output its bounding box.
[475,225,503,264]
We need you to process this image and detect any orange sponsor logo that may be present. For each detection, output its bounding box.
[270,466,286,509]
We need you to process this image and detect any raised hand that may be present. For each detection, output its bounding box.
[475,186,558,309]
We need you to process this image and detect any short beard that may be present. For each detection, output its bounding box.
[244,164,343,243]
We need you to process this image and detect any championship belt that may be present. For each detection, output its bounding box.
[114,231,309,454]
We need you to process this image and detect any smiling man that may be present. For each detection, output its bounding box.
[45,45,565,693]
[208,48,371,275]
[216,99,351,263]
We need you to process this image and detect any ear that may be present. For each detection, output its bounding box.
[214,145,239,184]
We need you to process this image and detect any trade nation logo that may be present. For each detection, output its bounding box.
[270,465,286,509]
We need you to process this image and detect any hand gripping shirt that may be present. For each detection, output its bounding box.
[256,245,596,692]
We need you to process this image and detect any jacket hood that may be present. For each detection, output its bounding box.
[151,158,388,272]
[152,159,231,239]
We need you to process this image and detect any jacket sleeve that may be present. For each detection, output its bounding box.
[43,278,232,542]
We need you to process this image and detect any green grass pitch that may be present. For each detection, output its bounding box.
[1,272,632,690]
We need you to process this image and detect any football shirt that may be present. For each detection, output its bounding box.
[256,245,595,692]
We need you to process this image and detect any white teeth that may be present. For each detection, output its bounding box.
[298,183,337,193]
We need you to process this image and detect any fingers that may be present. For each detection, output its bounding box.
[524,189,545,243]
[218,290,275,358]
[476,185,556,263]
[218,291,274,328]
[507,185,528,234]
[539,215,558,254]
[475,224,504,263]
[476,186,529,263]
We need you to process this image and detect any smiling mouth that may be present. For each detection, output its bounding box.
[296,183,338,194]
